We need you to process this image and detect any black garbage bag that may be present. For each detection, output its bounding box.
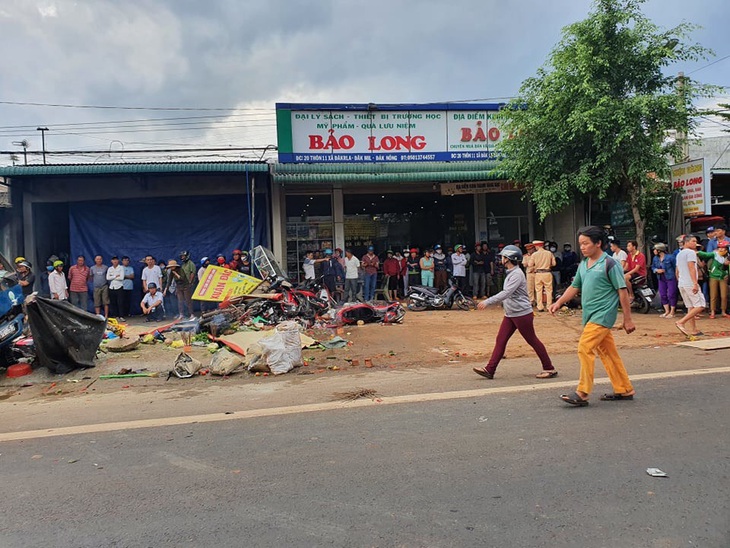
[25,296,106,374]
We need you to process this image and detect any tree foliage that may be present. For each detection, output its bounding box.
[496,0,716,248]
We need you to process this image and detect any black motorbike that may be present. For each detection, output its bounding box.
[406,278,476,311]
[630,275,654,314]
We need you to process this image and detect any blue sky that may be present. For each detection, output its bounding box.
[0,0,727,163]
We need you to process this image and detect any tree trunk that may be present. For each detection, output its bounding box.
[629,184,646,251]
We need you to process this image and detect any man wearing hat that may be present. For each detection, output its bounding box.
[673,234,685,257]
[706,223,729,253]
[494,243,507,290]
[451,244,468,292]
[15,259,35,299]
[523,243,537,306]
[48,260,68,301]
[140,282,164,322]
[177,251,197,319]
[531,240,556,311]
[433,244,448,292]
[321,248,344,299]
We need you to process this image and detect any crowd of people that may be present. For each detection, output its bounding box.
[12,249,254,322]
[306,240,581,304]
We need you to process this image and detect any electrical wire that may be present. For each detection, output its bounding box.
[0,100,271,111]
[686,53,730,76]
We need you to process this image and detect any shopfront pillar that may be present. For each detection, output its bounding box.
[333,185,345,251]
[270,182,286,267]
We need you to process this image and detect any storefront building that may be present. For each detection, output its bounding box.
[0,162,270,289]
[271,102,542,281]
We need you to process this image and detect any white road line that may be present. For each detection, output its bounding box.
[1,366,728,442]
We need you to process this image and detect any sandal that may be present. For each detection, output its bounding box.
[560,392,589,406]
[473,367,494,379]
[536,370,558,379]
[600,392,635,401]
[675,323,690,338]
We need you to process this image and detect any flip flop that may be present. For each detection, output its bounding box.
[473,367,494,379]
[536,370,558,379]
[675,323,690,338]
[692,332,704,337]
[560,392,589,406]
[600,393,635,401]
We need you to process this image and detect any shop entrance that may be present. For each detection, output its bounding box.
[343,192,474,257]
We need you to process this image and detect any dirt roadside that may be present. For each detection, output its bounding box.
[1,306,728,412]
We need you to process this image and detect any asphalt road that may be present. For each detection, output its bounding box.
[0,372,727,548]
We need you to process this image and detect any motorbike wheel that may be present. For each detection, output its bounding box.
[637,296,651,314]
[455,295,476,311]
[407,298,428,312]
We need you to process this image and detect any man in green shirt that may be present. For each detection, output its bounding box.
[550,226,636,406]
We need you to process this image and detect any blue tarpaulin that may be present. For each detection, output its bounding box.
[69,194,268,314]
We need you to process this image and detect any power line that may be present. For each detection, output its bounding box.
[0,112,275,131]
[0,100,271,111]
[687,53,730,76]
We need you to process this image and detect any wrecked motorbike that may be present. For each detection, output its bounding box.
[333,300,405,325]
[0,271,27,367]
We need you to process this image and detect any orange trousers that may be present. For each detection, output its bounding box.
[577,322,634,395]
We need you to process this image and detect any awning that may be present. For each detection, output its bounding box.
[0,161,270,178]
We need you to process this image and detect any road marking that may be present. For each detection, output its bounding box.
[1,366,728,442]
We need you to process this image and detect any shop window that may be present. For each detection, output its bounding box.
[343,193,474,257]
[285,195,333,282]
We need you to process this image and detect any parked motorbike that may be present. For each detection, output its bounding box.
[406,278,476,311]
[630,275,654,314]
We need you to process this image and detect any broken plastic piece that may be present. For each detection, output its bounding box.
[646,468,668,477]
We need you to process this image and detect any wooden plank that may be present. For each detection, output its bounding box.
[676,337,730,350]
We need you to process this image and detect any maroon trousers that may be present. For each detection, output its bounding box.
[486,312,553,374]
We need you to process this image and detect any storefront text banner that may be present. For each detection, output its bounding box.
[440,181,515,195]
[279,107,505,163]
[671,158,709,218]
[193,266,262,302]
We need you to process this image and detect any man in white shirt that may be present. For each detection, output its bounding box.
[675,234,705,338]
[343,249,361,302]
[48,260,68,301]
[106,255,126,320]
[609,240,628,272]
[141,255,162,293]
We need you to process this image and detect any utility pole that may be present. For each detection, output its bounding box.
[12,140,29,165]
[36,127,49,164]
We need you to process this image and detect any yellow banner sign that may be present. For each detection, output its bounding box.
[192,266,262,302]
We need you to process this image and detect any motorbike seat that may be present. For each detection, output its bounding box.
[409,285,439,295]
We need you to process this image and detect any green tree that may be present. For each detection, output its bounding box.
[496,0,716,249]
